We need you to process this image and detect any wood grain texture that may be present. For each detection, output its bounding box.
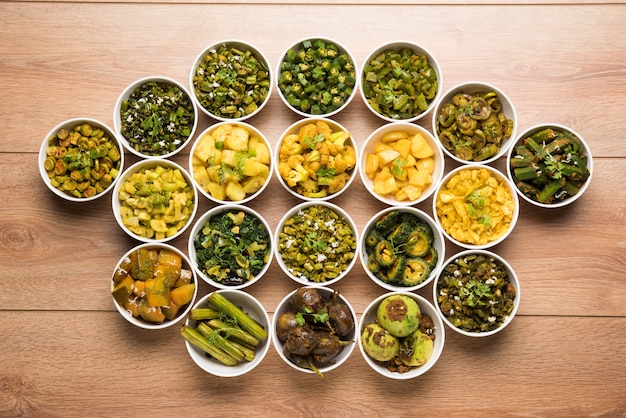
[1,2,625,417]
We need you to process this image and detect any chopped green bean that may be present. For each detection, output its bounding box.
[192,43,270,119]
[120,80,195,156]
[277,205,356,283]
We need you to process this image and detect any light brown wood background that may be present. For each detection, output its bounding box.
[1,1,625,416]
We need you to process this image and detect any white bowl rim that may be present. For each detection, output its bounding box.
[360,40,443,123]
[187,203,273,290]
[111,242,198,330]
[506,122,594,209]
[432,249,521,337]
[274,117,359,202]
[188,120,273,205]
[189,39,273,122]
[271,286,358,376]
[39,117,125,202]
[273,200,360,287]
[431,80,518,166]
[359,206,446,292]
[275,36,359,118]
[113,75,198,159]
[112,158,198,243]
[184,289,271,377]
[432,164,519,250]
[359,121,445,206]
[357,291,446,379]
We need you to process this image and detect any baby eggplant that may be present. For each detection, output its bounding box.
[291,287,324,314]
[327,292,355,337]
[285,326,319,356]
[311,331,352,364]
[361,322,399,362]
[276,311,299,342]
[376,294,420,337]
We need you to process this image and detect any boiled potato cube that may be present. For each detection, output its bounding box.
[224,126,249,151]
[242,159,269,177]
[411,133,434,159]
[392,138,412,158]
[377,149,401,166]
[365,153,379,179]
[225,181,245,201]
[207,182,226,201]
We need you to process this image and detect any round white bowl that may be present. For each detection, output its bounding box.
[272,286,357,378]
[111,242,198,330]
[358,291,445,379]
[360,40,443,123]
[184,290,271,377]
[274,201,359,286]
[187,204,273,290]
[189,40,272,122]
[275,117,359,201]
[433,249,521,337]
[360,122,445,206]
[189,121,273,205]
[112,158,198,243]
[39,117,124,202]
[506,123,593,208]
[432,81,517,165]
[276,36,358,118]
[360,206,446,292]
[114,75,198,159]
[433,164,519,250]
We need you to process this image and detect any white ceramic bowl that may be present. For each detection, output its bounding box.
[432,81,517,165]
[184,290,271,377]
[360,40,443,123]
[39,117,124,202]
[187,204,273,290]
[360,206,445,292]
[112,158,198,243]
[111,242,198,330]
[275,117,359,201]
[360,122,445,206]
[272,286,357,378]
[433,249,521,337]
[507,123,593,208]
[433,164,519,250]
[114,75,198,159]
[274,201,359,287]
[358,291,445,379]
[189,121,273,205]
[189,40,272,122]
[276,37,358,118]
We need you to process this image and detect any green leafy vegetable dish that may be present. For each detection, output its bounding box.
[193,209,271,286]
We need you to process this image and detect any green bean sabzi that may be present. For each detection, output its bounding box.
[362,47,438,120]
[278,39,356,115]
[509,127,590,204]
[192,43,271,119]
[120,80,195,156]
[278,205,356,283]
[435,91,514,162]
[43,123,122,198]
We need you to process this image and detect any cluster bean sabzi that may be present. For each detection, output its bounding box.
[112,247,196,323]
[364,128,436,202]
[364,210,438,287]
[192,43,271,119]
[278,39,356,115]
[435,91,514,161]
[192,123,271,202]
[193,209,271,286]
[182,292,268,366]
[435,167,515,246]
[275,287,355,379]
[361,294,435,373]
[119,80,195,156]
[117,164,195,240]
[43,123,122,199]
[277,205,356,283]
[362,47,438,120]
[278,120,356,198]
[509,127,591,204]
[436,253,516,333]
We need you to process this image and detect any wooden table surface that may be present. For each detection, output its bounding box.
[2,1,625,416]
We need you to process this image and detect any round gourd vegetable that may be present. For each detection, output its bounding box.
[360,323,399,362]
[376,294,420,337]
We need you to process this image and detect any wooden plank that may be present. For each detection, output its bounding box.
[1,312,624,416]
